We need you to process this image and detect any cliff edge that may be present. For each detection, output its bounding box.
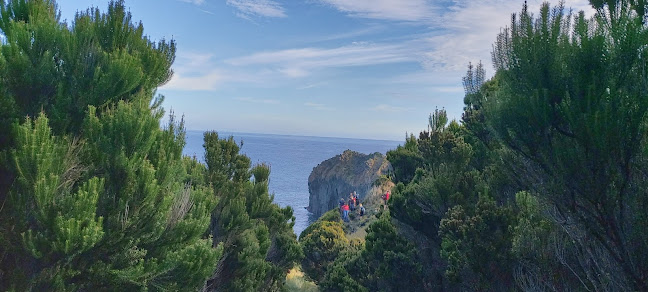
[306,150,391,218]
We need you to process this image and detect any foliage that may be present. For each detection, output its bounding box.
[386,133,424,184]
[439,194,515,290]
[509,191,590,291]
[283,266,319,292]
[203,132,302,292]
[0,1,221,290]
[0,0,174,146]
[319,213,424,292]
[488,1,648,290]
[279,1,648,291]
[389,109,485,240]
[1,89,222,291]
[298,207,358,287]
[319,257,368,292]
[300,220,350,282]
[384,1,648,290]
[314,208,344,225]
[357,214,424,291]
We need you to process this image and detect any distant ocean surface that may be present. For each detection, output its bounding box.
[183,131,401,236]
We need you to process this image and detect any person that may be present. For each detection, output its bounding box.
[382,191,391,208]
[342,203,350,222]
[349,193,356,211]
[359,203,365,216]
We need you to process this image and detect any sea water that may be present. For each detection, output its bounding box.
[183,130,401,236]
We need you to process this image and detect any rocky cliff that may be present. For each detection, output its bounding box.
[306,150,391,218]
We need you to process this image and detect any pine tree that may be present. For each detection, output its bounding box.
[202,132,302,292]
[439,194,515,290]
[488,1,648,290]
[0,1,221,290]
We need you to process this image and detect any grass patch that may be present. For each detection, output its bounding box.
[284,266,319,292]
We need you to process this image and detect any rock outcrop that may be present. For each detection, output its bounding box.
[306,150,391,218]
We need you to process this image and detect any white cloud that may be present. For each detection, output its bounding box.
[417,0,596,74]
[161,52,227,91]
[319,0,435,21]
[311,0,595,75]
[165,1,598,92]
[226,42,419,78]
[178,52,214,69]
[163,71,223,91]
[226,0,286,18]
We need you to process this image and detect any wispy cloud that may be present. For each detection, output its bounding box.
[314,0,595,74]
[166,1,597,92]
[198,8,216,15]
[319,0,435,22]
[179,0,205,5]
[235,97,280,104]
[163,71,223,91]
[304,25,386,43]
[408,0,596,74]
[305,102,334,111]
[278,67,309,78]
[226,42,419,78]
[161,53,227,91]
[226,0,286,19]
[297,82,327,90]
[372,104,410,112]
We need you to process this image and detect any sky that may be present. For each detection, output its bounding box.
[55,0,595,141]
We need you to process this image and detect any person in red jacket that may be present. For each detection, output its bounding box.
[342,203,350,222]
[382,191,391,202]
[381,191,391,210]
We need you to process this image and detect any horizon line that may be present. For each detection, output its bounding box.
[183,129,404,143]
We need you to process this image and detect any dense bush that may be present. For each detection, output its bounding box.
[0,1,220,289]
[0,1,300,290]
[380,1,648,290]
[319,213,424,292]
[299,212,349,282]
[203,132,302,292]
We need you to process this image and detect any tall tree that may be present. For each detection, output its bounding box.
[0,1,221,290]
[202,132,302,292]
[488,1,648,290]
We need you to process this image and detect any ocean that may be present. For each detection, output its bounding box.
[183,130,401,236]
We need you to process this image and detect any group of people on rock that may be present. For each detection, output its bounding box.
[339,191,365,222]
[338,190,391,222]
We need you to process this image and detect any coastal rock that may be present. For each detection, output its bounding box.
[307,150,391,218]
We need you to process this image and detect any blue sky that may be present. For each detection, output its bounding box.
[55,0,593,141]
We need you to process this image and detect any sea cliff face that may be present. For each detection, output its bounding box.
[307,150,391,218]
